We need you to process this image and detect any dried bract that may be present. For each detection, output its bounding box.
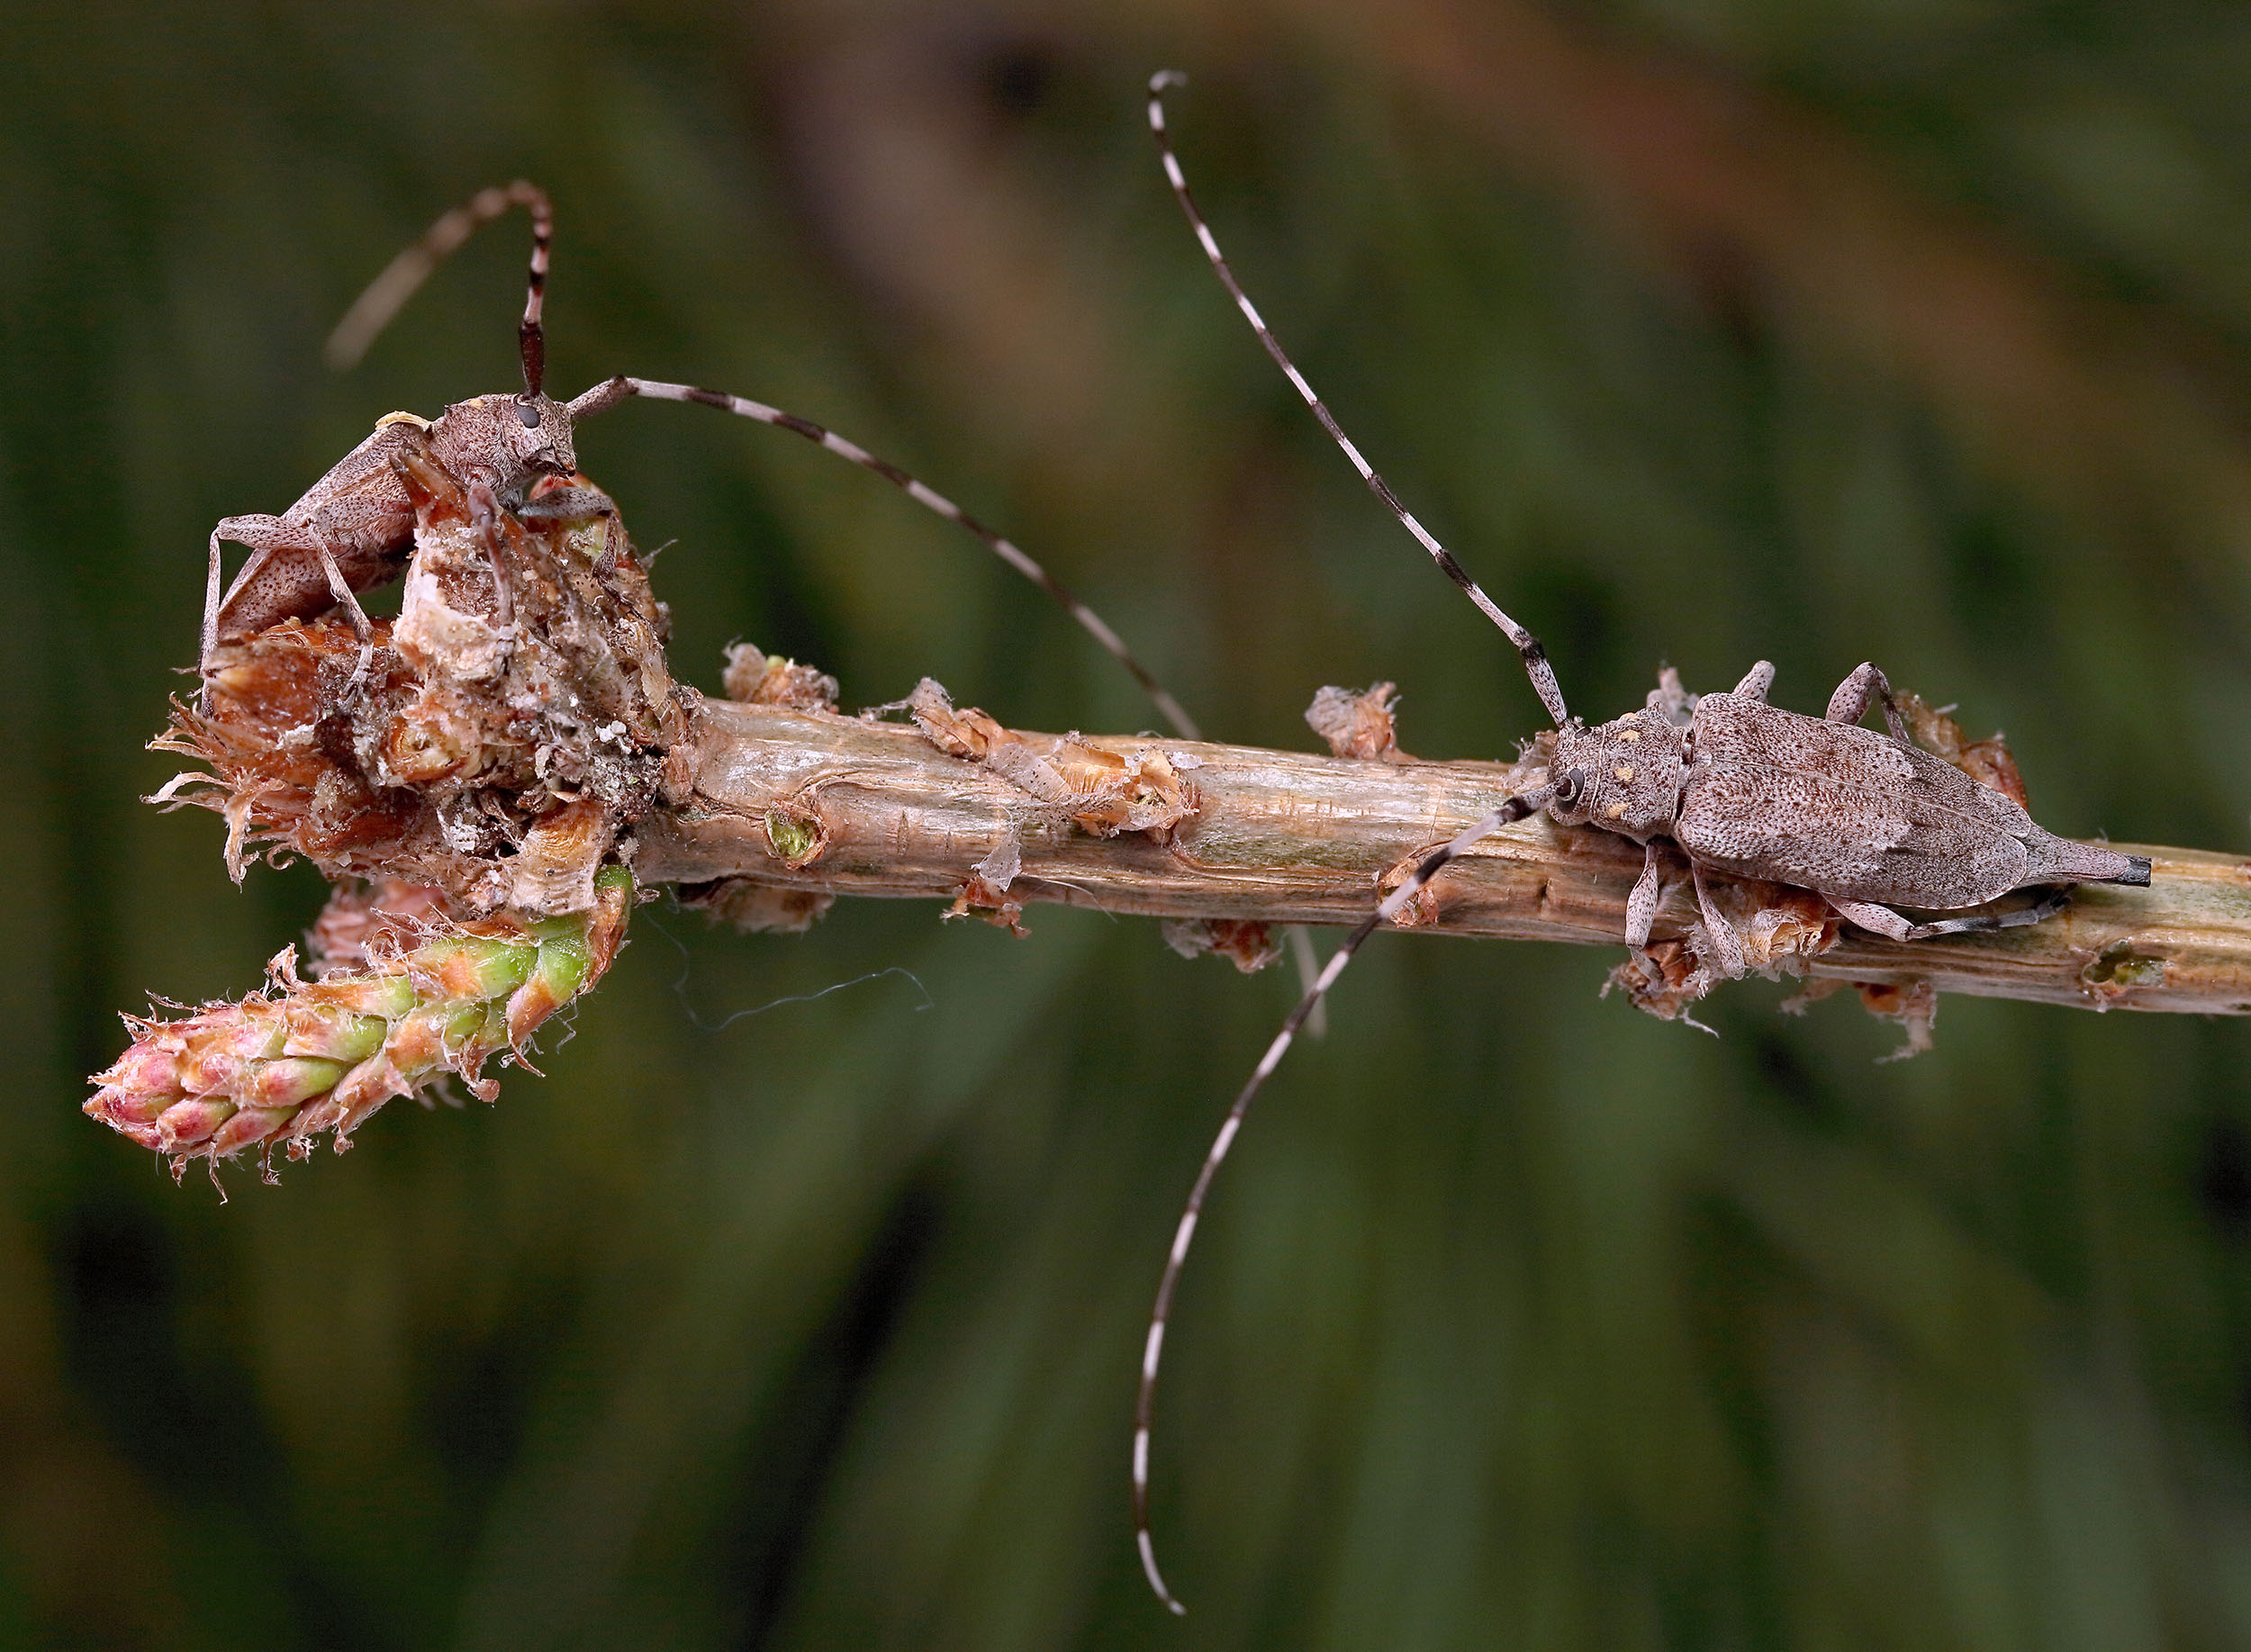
[677,879,836,935]
[906,679,1196,839]
[1895,690,2030,809]
[1606,880,1842,1021]
[1162,918,1285,974]
[1858,979,1939,1061]
[723,642,839,712]
[1306,682,1406,763]
[154,442,692,915]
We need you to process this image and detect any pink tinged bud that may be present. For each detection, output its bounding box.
[586,866,633,978]
[384,1011,441,1074]
[331,1073,407,1139]
[323,1043,432,1134]
[462,1001,511,1098]
[385,999,490,1077]
[325,1045,435,1140]
[285,1087,354,1142]
[86,1084,172,1128]
[177,1014,285,1096]
[316,975,420,1019]
[435,1001,509,1101]
[156,1096,237,1151]
[206,1105,294,1158]
[91,866,637,1169]
[99,1041,187,1104]
[506,934,591,1045]
[418,937,537,1002]
[240,1057,348,1109]
[282,1007,387,1064]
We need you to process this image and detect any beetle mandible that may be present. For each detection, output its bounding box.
[1130,72,2151,1614]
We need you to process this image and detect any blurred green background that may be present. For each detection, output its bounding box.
[10,0,2251,1646]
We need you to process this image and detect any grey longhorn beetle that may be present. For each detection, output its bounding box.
[1129,71,2152,1614]
[202,181,1200,744]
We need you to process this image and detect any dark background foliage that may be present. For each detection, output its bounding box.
[8,0,2251,1646]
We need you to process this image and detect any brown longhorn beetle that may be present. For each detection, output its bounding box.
[1129,72,2153,1613]
[203,182,1200,743]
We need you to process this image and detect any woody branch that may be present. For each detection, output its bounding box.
[647,697,2218,1017]
[100,465,2242,1180]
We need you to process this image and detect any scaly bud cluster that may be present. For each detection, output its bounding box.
[86,868,632,1183]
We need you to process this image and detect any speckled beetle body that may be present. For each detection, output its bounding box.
[1133,75,2155,1613]
[1547,657,2148,976]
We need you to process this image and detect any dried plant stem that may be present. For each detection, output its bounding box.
[646,700,2237,1016]
[108,462,2237,1185]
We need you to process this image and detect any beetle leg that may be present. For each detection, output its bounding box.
[1625,840,1666,948]
[206,515,373,707]
[1645,665,1696,726]
[313,539,374,645]
[211,515,299,634]
[517,483,625,578]
[1828,889,2071,942]
[1825,662,1912,745]
[201,528,229,708]
[295,523,378,688]
[1825,896,1917,942]
[282,510,379,645]
[1731,661,1775,701]
[1907,889,2073,935]
[1690,862,1748,978]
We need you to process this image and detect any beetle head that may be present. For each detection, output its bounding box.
[1545,710,1685,837]
[502,392,578,480]
[444,393,579,490]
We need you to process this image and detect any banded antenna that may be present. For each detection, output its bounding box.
[1145,72,1569,732]
[326,180,553,400]
[1127,783,1558,1612]
[1129,71,1577,1613]
[324,183,1199,740]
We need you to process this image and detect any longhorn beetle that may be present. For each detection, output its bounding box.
[209,180,1347,1020]
[1129,71,2153,1613]
[203,181,1198,742]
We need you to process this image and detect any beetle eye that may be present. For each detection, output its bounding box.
[1551,769,1584,808]
[514,400,542,429]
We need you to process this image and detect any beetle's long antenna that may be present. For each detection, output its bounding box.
[1146,73,1570,731]
[327,181,554,399]
[1131,781,1559,1613]
[565,375,1201,739]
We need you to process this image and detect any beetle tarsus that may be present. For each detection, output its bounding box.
[1904,887,2072,939]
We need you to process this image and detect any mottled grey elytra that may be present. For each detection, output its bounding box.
[1552,656,2147,976]
[1132,70,2148,1616]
